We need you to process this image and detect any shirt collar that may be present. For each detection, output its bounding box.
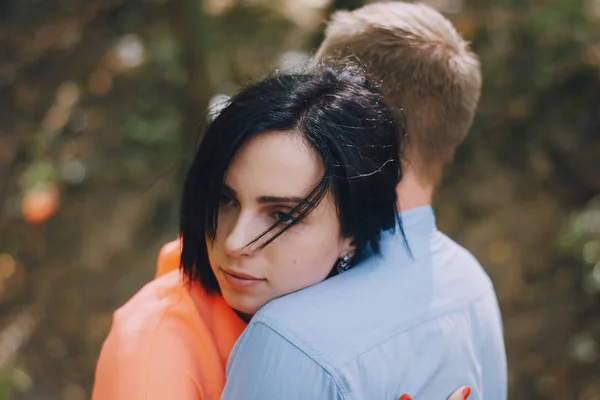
[397,205,437,236]
[356,206,437,262]
[374,205,436,259]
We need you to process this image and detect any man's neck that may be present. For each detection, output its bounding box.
[395,168,434,212]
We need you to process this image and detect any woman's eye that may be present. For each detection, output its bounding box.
[219,194,236,207]
[273,211,295,225]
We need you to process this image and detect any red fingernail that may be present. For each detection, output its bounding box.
[399,395,412,400]
[462,386,471,399]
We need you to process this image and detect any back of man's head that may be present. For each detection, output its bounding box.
[316,1,481,183]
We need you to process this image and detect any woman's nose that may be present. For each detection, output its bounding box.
[224,214,256,258]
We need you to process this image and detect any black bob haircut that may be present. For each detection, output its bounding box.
[180,64,406,293]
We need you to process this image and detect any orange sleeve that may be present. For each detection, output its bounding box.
[92,313,203,400]
[155,239,181,279]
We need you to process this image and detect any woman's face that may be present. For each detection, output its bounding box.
[207,130,354,315]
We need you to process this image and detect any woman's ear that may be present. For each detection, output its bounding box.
[339,237,356,259]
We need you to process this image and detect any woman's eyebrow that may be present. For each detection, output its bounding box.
[223,183,304,204]
[257,195,304,204]
[222,184,236,196]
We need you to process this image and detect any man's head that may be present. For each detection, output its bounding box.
[316,1,481,184]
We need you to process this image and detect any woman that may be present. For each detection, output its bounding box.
[92,65,470,400]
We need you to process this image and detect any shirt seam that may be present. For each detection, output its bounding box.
[337,289,495,369]
[256,287,493,374]
[250,319,350,399]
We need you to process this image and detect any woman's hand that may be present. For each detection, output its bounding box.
[399,386,471,400]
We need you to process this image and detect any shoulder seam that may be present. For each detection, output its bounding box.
[250,319,350,399]
[339,289,494,369]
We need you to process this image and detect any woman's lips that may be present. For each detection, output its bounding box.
[221,268,265,290]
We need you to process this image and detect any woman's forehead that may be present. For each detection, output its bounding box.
[224,131,324,200]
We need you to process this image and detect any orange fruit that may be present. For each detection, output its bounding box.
[21,185,59,224]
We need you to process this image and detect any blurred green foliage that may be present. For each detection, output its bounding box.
[0,368,14,400]
[560,197,600,294]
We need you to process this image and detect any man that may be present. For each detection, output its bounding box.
[220,2,507,399]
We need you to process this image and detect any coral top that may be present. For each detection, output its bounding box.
[154,239,181,279]
[92,262,247,399]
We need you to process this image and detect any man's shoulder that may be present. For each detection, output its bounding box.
[253,231,498,367]
[436,232,484,266]
[433,231,494,291]
[252,248,427,368]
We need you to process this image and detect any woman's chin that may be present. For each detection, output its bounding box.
[221,290,263,316]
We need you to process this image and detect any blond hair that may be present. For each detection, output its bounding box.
[316,1,481,181]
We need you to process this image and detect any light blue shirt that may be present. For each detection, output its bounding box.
[222,206,507,399]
